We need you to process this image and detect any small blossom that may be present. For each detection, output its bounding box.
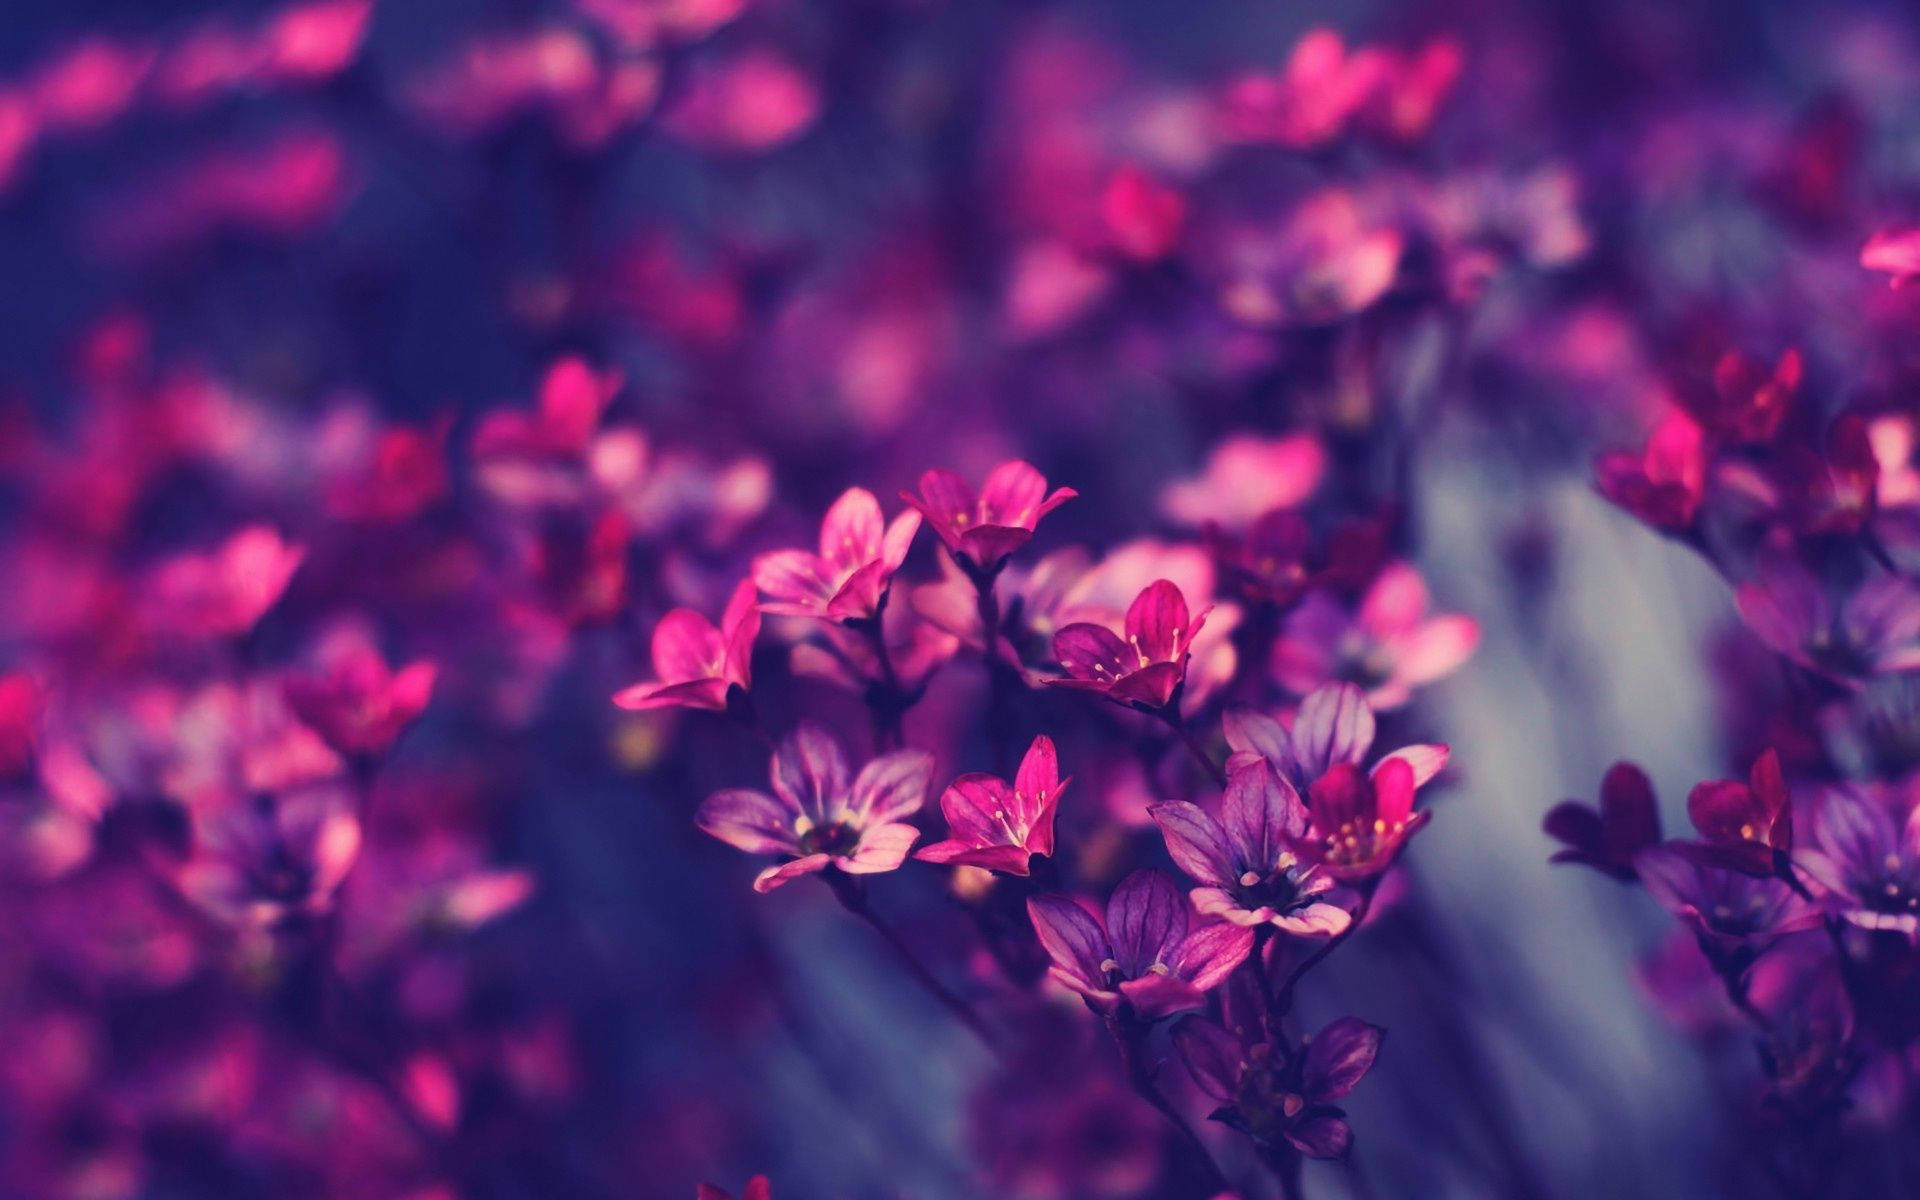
[1544,762,1662,881]
[900,461,1076,575]
[752,487,920,621]
[1594,407,1706,532]
[1862,226,1920,287]
[612,579,760,712]
[144,525,305,639]
[1799,783,1920,939]
[1269,562,1478,709]
[917,735,1069,876]
[1635,844,1818,952]
[1679,748,1792,876]
[1223,681,1449,794]
[1304,759,1427,882]
[1100,165,1186,262]
[695,724,931,892]
[1174,1013,1384,1159]
[176,783,362,927]
[1735,551,1920,681]
[1026,868,1253,1018]
[1150,759,1351,935]
[1160,434,1326,532]
[1682,348,1799,444]
[283,624,437,760]
[1052,579,1211,709]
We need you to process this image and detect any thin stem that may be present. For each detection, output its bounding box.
[1158,709,1228,789]
[855,594,908,750]
[1276,878,1380,1002]
[967,558,1019,774]
[827,873,1000,1052]
[1105,1011,1232,1198]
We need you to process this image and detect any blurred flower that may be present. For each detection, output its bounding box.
[1735,551,1920,681]
[1801,783,1920,938]
[1270,562,1478,709]
[1636,845,1818,952]
[1160,434,1325,531]
[283,623,438,761]
[1544,762,1663,882]
[176,783,362,927]
[1679,747,1793,875]
[695,724,931,892]
[1862,227,1920,286]
[1595,407,1707,532]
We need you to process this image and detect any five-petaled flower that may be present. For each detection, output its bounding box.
[695,724,932,892]
[1052,579,1211,710]
[283,625,438,761]
[901,460,1076,576]
[752,488,920,621]
[1174,1013,1385,1159]
[1635,844,1818,954]
[1303,759,1425,881]
[1799,783,1920,939]
[917,735,1069,876]
[1269,562,1478,710]
[1026,868,1253,1018]
[1150,759,1351,935]
[1223,681,1449,795]
[613,579,760,713]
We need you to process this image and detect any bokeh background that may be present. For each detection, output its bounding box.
[4,0,1920,1197]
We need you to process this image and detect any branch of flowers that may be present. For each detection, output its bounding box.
[1103,1009,1233,1198]
[826,872,1002,1052]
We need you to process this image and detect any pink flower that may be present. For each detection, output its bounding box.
[283,625,438,761]
[1680,748,1793,876]
[1269,562,1478,709]
[917,735,1069,875]
[695,724,931,892]
[664,48,818,154]
[144,525,304,638]
[612,579,760,712]
[900,461,1075,575]
[472,357,622,508]
[1862,227,1920,287]
[1302,760,1427,882]
[1100,165,1186,262]
[751,487,920,621]
[1682,348,1799,443]
[1150,759,1351,936]
[1211,191,1403,327]
[1594,407,1707,532]
[1223,681,1450,795]
[1160,433,1326,532]
[1544,762,1663,882]
[1051,579,1211,709]
[1218,30,1387,150]
[1026,868,1253,1018]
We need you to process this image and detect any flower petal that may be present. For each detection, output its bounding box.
[1150,801,1238,886]
[696,788,798,856]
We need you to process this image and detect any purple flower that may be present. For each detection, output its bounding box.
[1680,747,1793,876]
[1051,579,1211,709]
[1799,783,1920,939]
[1735,550,1920,681]
[751,487,920,621]
[1269,562,1479,710]
[1634,844,1819,952]
[1150,759,1351,936]
[1223,681,1449,793]
[1026,868,1253,1018]
[1175,1013,1385,1158]
[1544,761,1663,882]
[176,783,363,927]
[901,460,1076,574]
[917,735,1069,876]
[695,724,933,893]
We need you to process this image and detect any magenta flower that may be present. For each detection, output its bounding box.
[1051,579,1211,709]
[282,624,437,761]
[1679,748,1793,876]
[1594,408,1707,532]
[917,735,1069,876]
[900,460,1076,574]
[751,487,920,621]
[1635,845,1818,953]
[1269,562,1478,710]
[1303,759,1426,882]
[1544,762,1663,882]
[1862,226,1920,287]
[1734,551,1920,681]
[1026,868,1253,1018]
[612,579,760,713]
[695,724,932,893]
[1160,433,1326,532]
[1175,1013,1385,1158]
[1150,759,1351,935]
[1799,784,1920,938]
